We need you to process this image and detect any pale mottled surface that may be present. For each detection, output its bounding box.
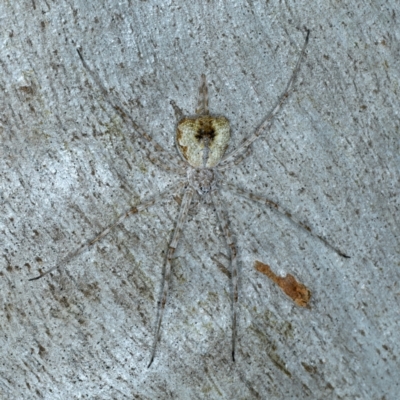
[1,1,399,399]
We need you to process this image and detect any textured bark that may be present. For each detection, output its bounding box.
[1,1,399,399]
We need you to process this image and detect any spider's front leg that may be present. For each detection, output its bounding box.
[29,182,184,281]
[148,185,194,367]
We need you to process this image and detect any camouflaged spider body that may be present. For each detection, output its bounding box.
[178,113,230,193]
[31,31,348,366]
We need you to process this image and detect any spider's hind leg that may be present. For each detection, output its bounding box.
[218,29,310,169]
[76,49,186,175]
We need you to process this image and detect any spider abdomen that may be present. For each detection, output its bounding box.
[176,115,230,168]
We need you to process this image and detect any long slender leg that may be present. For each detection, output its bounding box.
[29,181,185,281]
[224,183,350,258]
[216,146,252,172]
[218,29,310,168]
[76,49,186,174]
[211,190,239,362]
[148,186,195,367]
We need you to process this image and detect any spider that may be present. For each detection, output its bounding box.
[30,29,349,366]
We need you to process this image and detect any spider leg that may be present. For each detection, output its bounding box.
[29,181,185,281]
[218,29,310,168]
[76,49,186,174]
[224,183,350,258]
[211,190,239,362]
[216,146,252,172]
[148,185,195,367]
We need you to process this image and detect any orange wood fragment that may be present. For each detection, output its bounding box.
[254,261,311,307]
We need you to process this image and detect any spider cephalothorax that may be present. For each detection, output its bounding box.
[187,167,215,195]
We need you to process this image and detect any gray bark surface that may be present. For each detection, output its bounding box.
[1,1,399,399]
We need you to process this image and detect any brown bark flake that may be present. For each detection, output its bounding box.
[254,260,311,307]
